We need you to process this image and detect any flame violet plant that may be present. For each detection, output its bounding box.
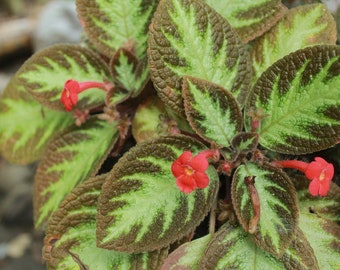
[1,0,340,269]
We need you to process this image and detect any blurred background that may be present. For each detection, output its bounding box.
[0,0,81,269]
[0,0,339,269]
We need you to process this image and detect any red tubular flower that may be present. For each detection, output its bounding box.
[60,79,109,111]
[274,157,334,196]
[171,150,219,194]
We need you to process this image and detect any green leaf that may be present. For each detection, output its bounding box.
[198,222,318,269]
[44,174,168,270]
[148,0,251,115]
[34,117,119,229]
[132,95,172,143]
[162,235,211,270]
[252,4,337,79]
[17,44,110,111]
[231,162,299,257]
[298,204,340,269]
[97,135,219,253]
[109,49,150,98]
[76,0,157,59]
[0,77,73,164]
[296,179,340,269]
[182,76,242,147]
[297,180,340,225]
[231,132,259,154]
[205,0,287,43]
[246,45,340,154]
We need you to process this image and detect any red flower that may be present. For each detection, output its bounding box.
[305,157,334,196]
[273,157,334,196]
[60,79,110,111]
[61,80,80,111]
[171,150,219,194]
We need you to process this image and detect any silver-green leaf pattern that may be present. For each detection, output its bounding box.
[205,0,287,43]
[297,179,340,269]
[251,4,336,80]
[231,162,299,257]
[0,77,73,164]
[34,117,119,229]
[148,0,251,115]
[97,135,219,253]
[198,222,318,270]
[110,49,150,98]
[76,0,157,59]
[246,45,340,154]
[182,76,242,147]
[44,174,168,269]
[162,235,211,270]
[17,44,110,111]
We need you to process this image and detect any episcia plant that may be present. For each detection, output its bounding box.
[0,0,340,269]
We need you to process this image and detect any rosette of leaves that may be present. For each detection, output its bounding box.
[0,0,159,230]
[0,0,339,269]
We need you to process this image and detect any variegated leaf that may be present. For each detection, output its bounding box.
[0,77,73,164]
[182,76,242,147]
[299,205,340,269]
[109,49,150,99]
[252,4,336,79]
[231,162,298,257]
[76,0,157,59]
[297,179,340,269]
[205,0,287,43]
[148,0,251,115]
[231,132,259,154]
[44,174,168,269]
[97,135,219,253]
[198,222,318,270]
[246,45,340,154]
[161,235,211,270]
[17,44,110,111]
[34,117,119,229]
[132,95,171,143]
[297,179,340,224]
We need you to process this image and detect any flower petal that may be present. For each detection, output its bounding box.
[194,171,209,188]
[176,175,197,194]
[171,151,192,178]
[305,161,323,180]
[318,182,331,196]
[189,153,209,171]
[308,178,321,196]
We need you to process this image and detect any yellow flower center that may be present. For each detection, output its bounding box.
[319,170,325,181]
[185,167,194,176]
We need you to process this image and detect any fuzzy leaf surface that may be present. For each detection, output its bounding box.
[132,95,170,143]
[44,174,168,270]
[76,0,157,59]
[17,44,110,111]
[97,135,219,253]
[183,76,242,147]
[297,180,340,269]
[161,235,211,270]
[205,0,287,43]
[299,208,340,269]
[34,118,119,229]
[246,45,340,154]
[0,78,73,164]
[110,49,150,98]
[252,4,336,79]
[199,223,318,270]
[148,0,251,115]
[231,162,298,257]
[297,180,340,224]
